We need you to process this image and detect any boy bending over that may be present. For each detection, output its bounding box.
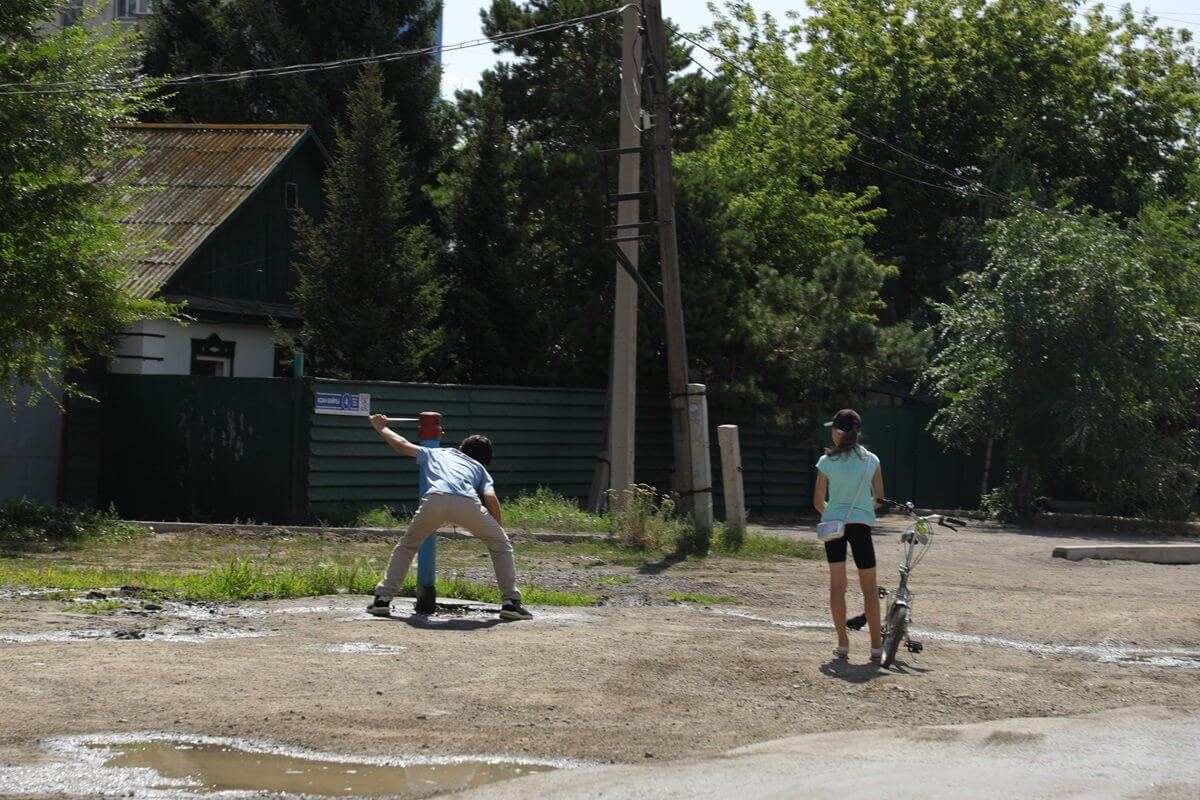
[366,414,532,621]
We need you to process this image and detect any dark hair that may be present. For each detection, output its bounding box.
[459,435,493,466]
[825,428,864,458]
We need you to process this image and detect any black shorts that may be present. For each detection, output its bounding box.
[823,523,876,570]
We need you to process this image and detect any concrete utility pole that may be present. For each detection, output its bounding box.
[643,0,711,535]
[606,3,643,510]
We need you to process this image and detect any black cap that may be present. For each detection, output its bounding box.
[823,409,862,432]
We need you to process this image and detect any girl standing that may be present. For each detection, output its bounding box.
[812,409,885,662]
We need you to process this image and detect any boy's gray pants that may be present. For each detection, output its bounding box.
[374,493,521,603]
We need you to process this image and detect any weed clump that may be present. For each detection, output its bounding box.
[607,485,690,551]
[503,488,608,532]
[0,499,145,551]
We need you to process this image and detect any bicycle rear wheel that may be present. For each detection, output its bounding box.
[880,605,908,668]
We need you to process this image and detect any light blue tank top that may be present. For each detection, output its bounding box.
[816,446,879,524]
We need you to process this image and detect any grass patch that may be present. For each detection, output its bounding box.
[712,529,823,560]
[352,507,408,528]
[0,499,146,552]
[64,598,127,615]
[503,488,609,533]
[665,591,737,605]
[0,557,598,607]
[351,489,609,534]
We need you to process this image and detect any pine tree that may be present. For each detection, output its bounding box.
[433,77,528,384]
[292,64,444,380]
[144,0,442,157]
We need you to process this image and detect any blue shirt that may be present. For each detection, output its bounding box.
[816,446,879,524]
[416,446,495,500]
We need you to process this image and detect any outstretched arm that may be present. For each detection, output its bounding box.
[873,467,884,509]
[370,414,420,458]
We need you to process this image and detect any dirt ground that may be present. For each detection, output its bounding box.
[1,517,1198,797]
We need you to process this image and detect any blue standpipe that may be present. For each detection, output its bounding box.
[414,412,443,614]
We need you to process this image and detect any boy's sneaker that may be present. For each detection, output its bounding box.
[367,595,392,617]
[499,600,533,621]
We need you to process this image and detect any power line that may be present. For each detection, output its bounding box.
[1155,16,1200,27]
[0,5,631,97]
[672,27,1200,254]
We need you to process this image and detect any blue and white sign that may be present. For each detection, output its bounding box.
[314,391,371,416]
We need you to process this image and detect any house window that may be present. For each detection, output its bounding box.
[113,0,151,18]
[191,333,236,377]
[285,182,298,210]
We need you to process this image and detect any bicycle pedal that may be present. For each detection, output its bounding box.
[845,614,867,631]
[906,640,924,653]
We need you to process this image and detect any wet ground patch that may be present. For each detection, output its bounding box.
[0,734,578,799]
[706,607,1200,669]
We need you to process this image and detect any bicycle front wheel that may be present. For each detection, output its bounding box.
[880,605,908,668]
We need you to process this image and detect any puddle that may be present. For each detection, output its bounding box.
[0,734,577,799]
[98,740,555,797]
[708,608,1200,669]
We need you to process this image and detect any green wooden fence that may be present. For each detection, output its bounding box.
[104,375,308,523]
[99,375,990,524]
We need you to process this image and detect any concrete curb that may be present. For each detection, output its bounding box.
[130,520,608,544]
[1033,512,1200,538]
[1052,544,1200,565]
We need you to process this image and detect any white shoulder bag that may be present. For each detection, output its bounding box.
[816,455,873,543]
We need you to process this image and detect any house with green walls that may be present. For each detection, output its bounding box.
[101,123,327,378]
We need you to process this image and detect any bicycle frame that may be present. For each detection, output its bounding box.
[887,514,930,616]
[877,501,965,663]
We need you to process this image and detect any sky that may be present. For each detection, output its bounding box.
[437,1,1200,99]
[437,0,810,99]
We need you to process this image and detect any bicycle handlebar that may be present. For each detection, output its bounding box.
[881,499,968,530]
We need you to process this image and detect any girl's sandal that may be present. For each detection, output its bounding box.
[833,645,850,659]
[870,647,883,663]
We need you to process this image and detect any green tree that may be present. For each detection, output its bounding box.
[430,77,531,383]
[0,0,173,404]
[292,64,444,380]
[143,0,444,167]
[923,209,1200,518]
[673,4,928,417]
[479,0,627,387]
[801,0,1200,319]
[477,0,731,387]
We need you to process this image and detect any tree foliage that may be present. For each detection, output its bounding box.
[430,77,532,384]
[674,4,928,417]
[143,0,444,164]
[478,0,629,387]
[801,0,1200,318]
[471,1,735,390]
[0,0,173,404]
[923,209,1200,517]
[292,64,444,381]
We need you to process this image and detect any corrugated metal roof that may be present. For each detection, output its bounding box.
[97,124,311,299]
